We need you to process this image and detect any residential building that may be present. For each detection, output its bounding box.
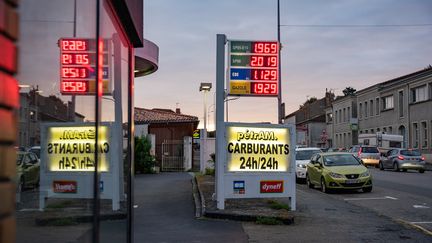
[356,67,432,160]
[327,94,358,149]
[285,91,334,148]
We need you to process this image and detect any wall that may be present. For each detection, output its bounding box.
[0,0,19,242]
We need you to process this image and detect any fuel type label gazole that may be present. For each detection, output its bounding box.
[226,126,291,172]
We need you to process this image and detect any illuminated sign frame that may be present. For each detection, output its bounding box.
[227,40,280,97]
[45,125,110,172]
[59,38,112,95]
[225,123,291,172]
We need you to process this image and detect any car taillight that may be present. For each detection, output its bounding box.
[358,147,362,157]
[398,155,405,160]
[421,156,425,161]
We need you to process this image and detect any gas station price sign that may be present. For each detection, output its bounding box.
[228,40,279,97]
[59,38,111,95]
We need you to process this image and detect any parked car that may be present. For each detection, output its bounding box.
[16,151,40,192]
[379,148,426,173]
[306,152,373,193]
[295,147,322,183]
[27,146,41,159]
[350,145,380,167]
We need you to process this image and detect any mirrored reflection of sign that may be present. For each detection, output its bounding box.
[233,180,245,194]
[53,180,77,193]
[226,125,290,172]
[46,126,110,171]
[260,180,283,193]
[59,38,111,95]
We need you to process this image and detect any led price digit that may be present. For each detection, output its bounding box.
[61,67,89,78]
[251,69,278,81]
[61,39,88,51]
[61,81,88,93]
[253,42,278,54]
[252,83,277,94]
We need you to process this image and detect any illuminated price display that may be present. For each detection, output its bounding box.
[228,40,279,97]
[59,38,111,95]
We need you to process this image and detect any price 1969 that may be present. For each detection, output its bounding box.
[239,157,279,170]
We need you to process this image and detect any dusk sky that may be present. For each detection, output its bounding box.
[135,0,432,130]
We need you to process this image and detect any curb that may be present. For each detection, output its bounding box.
[191,174,203,218]
[35,211,127,226]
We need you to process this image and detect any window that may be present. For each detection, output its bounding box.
[413,123,419,148]
[335,110,338,124]
[326,112,333,123]
[364,101,368,118]
[421,121,428,148]
[365,129,368,134]
[375,98,380,115]
[411,85,427,103]
[398,91,404,117]
[339,109,342,124]
[383,96,394,110]
[383,127,387,133]
[347,107,351,120]
[343,108,346,122]
[359,103,363,119]
[388,126,393,134]
[371,129,374,133]
[370,100,374,116]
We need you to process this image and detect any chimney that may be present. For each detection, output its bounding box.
[176,108,181,114]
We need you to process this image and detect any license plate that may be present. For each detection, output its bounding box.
[345,179,360,184]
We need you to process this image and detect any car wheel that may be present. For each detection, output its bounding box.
[393,162,399,172]
[306,174,314,188]
[419,169,425,173]
[402,169,407,172]
[321,177,328,193]
[362,186,372,193]
[379,161,384,171]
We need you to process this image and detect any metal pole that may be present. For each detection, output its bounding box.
[203,91,207,136]
[70,0,77,121]
[215,34,226,209]
[277,0,283,124]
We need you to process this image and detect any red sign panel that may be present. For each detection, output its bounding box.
[260,180,283,193]
[53,181,77,193]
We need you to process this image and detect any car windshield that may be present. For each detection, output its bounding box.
[400,150,421,156]
[29,149,40,158]
[296,150,321,160]
[362,147,379,153]
[323,154,361,166]
[16,154,24,165]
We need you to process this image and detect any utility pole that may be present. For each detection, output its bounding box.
[277,0,283,124]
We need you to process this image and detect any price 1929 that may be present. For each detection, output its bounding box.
[239,157,279,170]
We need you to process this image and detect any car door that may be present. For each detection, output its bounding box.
[382,150,391,168]
[28,153,39,184]
[309,154,322,185]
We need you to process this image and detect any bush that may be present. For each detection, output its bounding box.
[255,216,283,225]
[267,199,290,211]
[135,136,156,173]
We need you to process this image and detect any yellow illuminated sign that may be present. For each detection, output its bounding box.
[47,126,110,172]
[229,81,250,94]
[226,126,290,172]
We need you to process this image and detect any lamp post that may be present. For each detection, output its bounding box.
[199,82,212,135]
[199,82,212,173]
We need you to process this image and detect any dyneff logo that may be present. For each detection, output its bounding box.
[260,181,283,193]
[53,181,77,193]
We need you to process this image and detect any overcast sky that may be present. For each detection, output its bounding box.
[135,0,432,130]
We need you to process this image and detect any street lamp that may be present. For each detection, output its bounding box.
[199,82,212,135]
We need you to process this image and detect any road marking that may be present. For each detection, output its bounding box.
[133,204,139,208]
[19,208,42,212]
[410,222,432,224]
[397,219,432,236]
[344,196,398,201]
[413,205,430,209]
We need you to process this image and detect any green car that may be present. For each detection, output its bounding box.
[306,152,372,193]
[16,151,40,192]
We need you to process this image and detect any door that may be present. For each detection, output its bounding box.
[308,154,322,185]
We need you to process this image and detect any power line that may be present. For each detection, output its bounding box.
[280,24,432,28]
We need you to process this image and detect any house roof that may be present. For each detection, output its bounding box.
[135,107,199,124]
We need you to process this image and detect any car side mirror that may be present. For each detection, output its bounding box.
[315,162,322,168]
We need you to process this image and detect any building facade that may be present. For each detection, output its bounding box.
[356,67,432,160]
[328,95,358,149]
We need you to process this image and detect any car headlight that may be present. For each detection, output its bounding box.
[329,172,344,178]
[296,164,306,168]
[359,171,370,177]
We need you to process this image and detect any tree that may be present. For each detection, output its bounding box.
[299,96,317,109]
[343,87,356,96]
[134,135,156,173]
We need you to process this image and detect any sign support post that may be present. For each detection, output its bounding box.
[216,34,226,209]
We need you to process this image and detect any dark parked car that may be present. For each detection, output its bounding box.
[379,148,426,173]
